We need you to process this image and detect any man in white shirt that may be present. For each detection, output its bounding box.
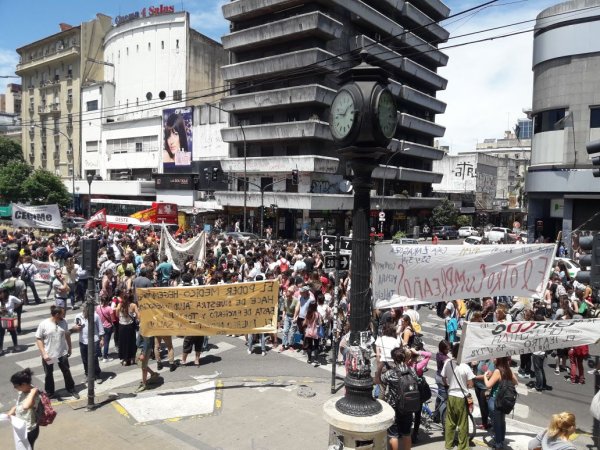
[74,304,104,382]
[35,306,81,399]
[441,343,474,450]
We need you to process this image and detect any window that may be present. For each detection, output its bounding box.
[591,107,600,128]
[209,107,218,124]
[136,142,142,152]
[533,108,566,134]
[176,39,179,49]
[126,47,129,56]
[86,100,98,111]
[261,177,274,192]
[136,44,139,53]
[67,64,73,78]
[173,90,182,101]
[161,41,164,50]
[86,141,98,152]
[261,146,274,157]
[287,145,299,156]
[148,42,151,51]
[107,136,158,154]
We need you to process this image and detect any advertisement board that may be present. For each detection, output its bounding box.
[163,107,193,171]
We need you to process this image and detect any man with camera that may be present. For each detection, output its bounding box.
[52,268,70,309]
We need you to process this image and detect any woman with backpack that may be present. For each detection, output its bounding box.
[483,356,518,449]
[8,368,41,449]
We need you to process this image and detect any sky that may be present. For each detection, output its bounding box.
[0,0,559,152]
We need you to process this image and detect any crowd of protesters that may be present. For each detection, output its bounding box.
[0,223,588,450]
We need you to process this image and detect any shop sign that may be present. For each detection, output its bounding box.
[115,4,175,26]
[155,174,194,190]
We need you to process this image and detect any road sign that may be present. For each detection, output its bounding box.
[379,211,386,222]
[324,254,350,271]
[340,236,352,253]
[321,235,337,252]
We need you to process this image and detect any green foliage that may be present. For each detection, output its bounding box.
[456,215,471,228]
[0,137,24,166]
[22,169,71,207]
[0,162,32,204]
[431,198,458,226]
[393,231,406,240]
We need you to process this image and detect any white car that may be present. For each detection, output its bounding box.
[485,227,511,243]
[463,236,483,246]
[458,226,478,237]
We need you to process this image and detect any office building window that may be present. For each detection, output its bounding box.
[161,41,164,50]
[148,42,151,51]
[86,141,98,152]
[86,100,98,111]
[173,90,182,101]
[590,107,600,128]
[533,108,566,134]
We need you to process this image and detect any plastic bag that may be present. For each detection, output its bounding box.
[591,390,600,420]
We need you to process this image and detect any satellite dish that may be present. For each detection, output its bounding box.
[339,180,353,193]
[146,92,153,101]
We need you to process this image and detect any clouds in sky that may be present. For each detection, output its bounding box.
[437,0,556,152]
[188,0,229,39]
[0,48,19,80]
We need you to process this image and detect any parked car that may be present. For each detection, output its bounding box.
[463,236,483,246]
[62,217,87,229]
[554,257,580,279]
[392,238,419,245]
[484,227,511,243]
[458,226,478,238]
[432,225,459,240]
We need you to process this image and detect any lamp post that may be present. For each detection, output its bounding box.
[30,121,75,212]
[86,173,94,218]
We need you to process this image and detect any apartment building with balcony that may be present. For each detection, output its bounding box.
[16,14,112,185]
[218,0,451,238]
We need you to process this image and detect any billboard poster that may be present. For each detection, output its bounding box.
[162,106,193,171]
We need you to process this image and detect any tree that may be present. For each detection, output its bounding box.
[0,136,25,166]
[22,169,71,208]
[0,161,32,204]
[456,215,471,228]
[431,198,458,226]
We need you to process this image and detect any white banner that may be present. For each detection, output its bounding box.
[32,259,58,283]
[159,225,206,271]
[372,244,556,308]
[458,319,600,364]
[11,204,62,230]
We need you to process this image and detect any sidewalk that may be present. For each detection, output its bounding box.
[0,375,595,449]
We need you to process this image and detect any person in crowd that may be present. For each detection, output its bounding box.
[35,305,80,399]
[435,339,451,422]
[18,255,42,304]
[8,368,41,449]
[530,314,553,392]
[136,332,159,393]
[155,255,173,287]
[408,347,432,444]
[61,257,79,310]
[528,412,577,450]
[51,268,70,309]
[293,284,315,345]
[567,344,588,384]
[397,314,415,347]
[0,286,21,355]
[115,291,138,366]
[483,356,519,449]
[375,346,417,450]
[279,285,298,351]
[442,342,475,450]
[303,301,322,366]
[73,303,104,383]
[181,335,205,366]
[96,294,115,362]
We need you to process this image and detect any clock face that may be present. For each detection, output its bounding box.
[330,89,356,140]
[377,90,397,139]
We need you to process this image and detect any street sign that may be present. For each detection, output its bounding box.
[379,211,386,222]
[324,254,350,271]
[340,236,352,253]
[322,235,337,252]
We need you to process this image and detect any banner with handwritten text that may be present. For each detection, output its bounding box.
[458,319,600,363]
[137,280,279,336]
[372,244,556,308]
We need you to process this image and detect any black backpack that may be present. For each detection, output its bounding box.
[395,368,421,413]
[495,380,518,414]
[21,265,32,283]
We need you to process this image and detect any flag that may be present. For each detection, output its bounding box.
[84,208,106,229]
[553,111,574,130]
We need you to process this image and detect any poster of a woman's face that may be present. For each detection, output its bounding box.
[163,107,192,169]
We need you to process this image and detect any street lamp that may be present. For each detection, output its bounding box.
[86,173,94,218]
[30,121,75,212]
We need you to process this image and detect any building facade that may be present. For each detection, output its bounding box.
[526,0,600,249]
[16,14,112,183]
[0,83,22,115]
[218,0,451,237]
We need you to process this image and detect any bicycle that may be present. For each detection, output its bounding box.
[420,384,476,441]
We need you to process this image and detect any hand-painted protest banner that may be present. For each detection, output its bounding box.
[458,319,600,364]
[11,204,62,230]
[372,244,556,308]
[137,280,279,336]
[32,259,58,283]
[159,225,205,270]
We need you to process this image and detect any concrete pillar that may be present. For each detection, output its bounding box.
[323,397,395,450]
[562,197,573,251]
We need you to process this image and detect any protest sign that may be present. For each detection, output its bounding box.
[32,259,57,283]
[458,319,600,364]
[137,280,279,336]
[159,225,205,270]
[11,204,62,230]
[372,244,556,308]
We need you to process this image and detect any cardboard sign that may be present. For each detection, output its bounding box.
[372,244,556,308]
[137,280,279,336]
[458,319,600,364]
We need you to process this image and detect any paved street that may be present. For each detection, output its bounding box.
[0,280,594,449]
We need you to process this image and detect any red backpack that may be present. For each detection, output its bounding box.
[36,391,57,426]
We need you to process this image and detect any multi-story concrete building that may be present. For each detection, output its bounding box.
[16,14,112,184]
[0,83,22,114]
[476,128,531,182]
[75,9,227,215]
[218,0,451,237]
[526,0,600,248]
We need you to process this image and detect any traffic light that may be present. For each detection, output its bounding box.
[291,169,299,185]
[212,167,219,181]
[586,139,600,177]
[576,234,600,300]
[203,168,209,181]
